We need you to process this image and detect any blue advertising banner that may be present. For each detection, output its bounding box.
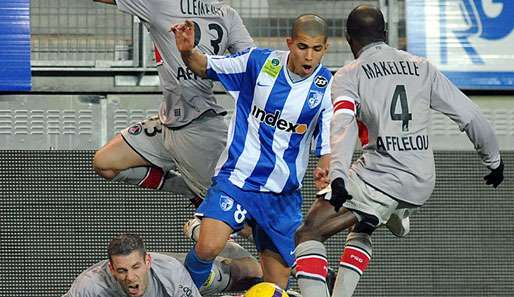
[0,0,31,91]
[407,0,514,90]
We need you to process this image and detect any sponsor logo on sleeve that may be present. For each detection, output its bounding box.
[128,124,142,135]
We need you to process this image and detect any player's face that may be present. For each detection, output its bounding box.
[109,251,151,297]
[286,32,328,77]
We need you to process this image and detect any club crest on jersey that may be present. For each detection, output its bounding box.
[128,124,142,135]
[308,90,323,109]
[219,195,234,211]
[314,75,328,88]
[252,105,307,134]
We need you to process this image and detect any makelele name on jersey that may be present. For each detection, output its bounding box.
[362,60,419,80]
[252,105,307,134]
[180,0,224,17]
[377,134,429,152]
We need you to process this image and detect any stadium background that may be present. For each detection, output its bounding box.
[1,0,513,296]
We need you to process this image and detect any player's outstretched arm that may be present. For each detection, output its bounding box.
[92,0,116,5]
[428,64,503,187]
[171,20,208,78]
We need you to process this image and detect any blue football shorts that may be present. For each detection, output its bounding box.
[195,180,302,266]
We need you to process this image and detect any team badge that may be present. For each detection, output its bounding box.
[271,58,280,66]
[219,195,234,211]
[308,90,323,109]
[128,123,142,135]
[314,75,328,88]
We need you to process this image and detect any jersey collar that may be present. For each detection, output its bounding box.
[283,51,323,86]
[357,41,386,58]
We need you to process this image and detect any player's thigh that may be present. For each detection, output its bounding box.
[259,249,290,289]
[164,113,227,197]
[93,133,149,170]
[95,116,176,171]
[344,170,400,225]
[196,218,233,259]
[194,184,247,258]
[297,197,356,243]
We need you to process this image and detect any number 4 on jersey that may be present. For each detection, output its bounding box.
[390,85,412,132]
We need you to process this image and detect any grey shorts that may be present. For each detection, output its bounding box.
[343,170,419,226]
[120,112,228,198]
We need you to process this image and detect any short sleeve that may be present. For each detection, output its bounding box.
[313,78,333,156]
[206,48,254,91]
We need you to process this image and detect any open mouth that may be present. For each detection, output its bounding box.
[127,284,140,296]
[302,65,313,73]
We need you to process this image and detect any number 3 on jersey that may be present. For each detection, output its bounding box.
[390,85,412,132]
[192,21,224,55]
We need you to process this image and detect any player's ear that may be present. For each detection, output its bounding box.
[145,253,152,267]
[286,37,294,49]
[108,261,114,273]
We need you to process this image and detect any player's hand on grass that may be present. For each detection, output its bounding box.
[329,177,352,212]
[484,158,504,188]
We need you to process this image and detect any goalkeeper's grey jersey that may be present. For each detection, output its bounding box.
[116,0,254,127]
[330,42,500,206]
[63,252,201,297]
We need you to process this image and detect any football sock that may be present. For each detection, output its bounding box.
[295,240,330,297]
[112,166,165,189]
[111,166,192,195]
[198,258,231,295]
[332,232,372,297]
[184,247,214,288]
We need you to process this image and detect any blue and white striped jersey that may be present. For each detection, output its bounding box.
[206,48,332,193]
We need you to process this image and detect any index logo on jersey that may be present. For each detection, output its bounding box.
[252,105,307,134]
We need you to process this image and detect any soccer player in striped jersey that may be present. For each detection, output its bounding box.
[294,5,504,297]
[172,14,333,289]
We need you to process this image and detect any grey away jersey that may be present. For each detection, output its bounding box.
[117,0,254,127]
[330,42,501,206]
[63,252,201,297]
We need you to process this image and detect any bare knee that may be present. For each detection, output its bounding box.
[195,240,225,260]
[92,151,117,180]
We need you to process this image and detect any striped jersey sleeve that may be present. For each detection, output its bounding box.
[206,47,256,92]
[312,77,333,157]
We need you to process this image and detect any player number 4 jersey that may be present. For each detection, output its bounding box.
[331,42,500,205]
